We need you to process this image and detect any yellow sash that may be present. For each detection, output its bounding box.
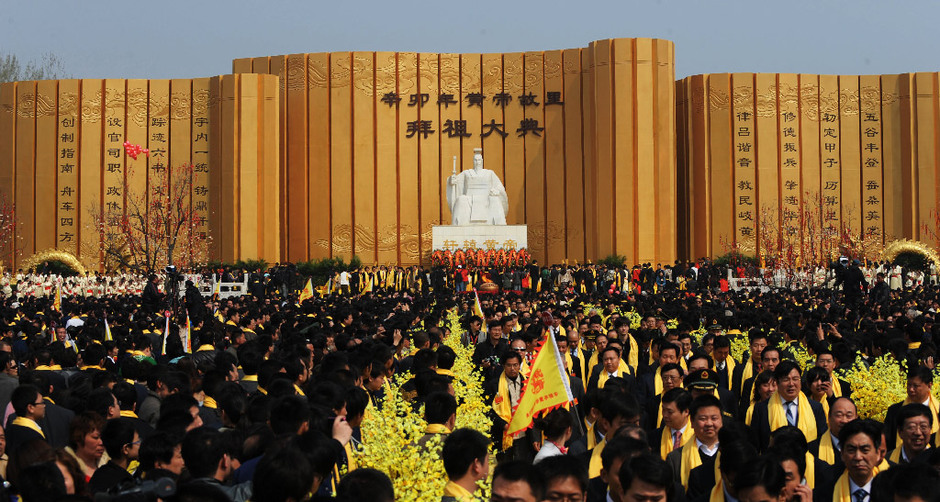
[660,422,694,460]
[832,378,842,398]
[344,442,357,471]
[35,365,62,371]
[708,478,724,502]
[889,446,902,464]
[812,394,830,417]
[745,402,755,426]
[804,452,815,488]
[767,391,818,442]
[12,417,44,438]
[717,355,735,386]
[678,438,710,488]
[738,360,756,397]
[831,469,880,502]
[586,421,597,450]
[119,410,139,418]
[202,397,217,410]
[597,361,634,389]
[818,432,837,465]
[293,384,306,397]
[492,373,513,423]
[443,480,476,501]
[588,438,606,478]
[654,366,663,396]
[626,335,639,372]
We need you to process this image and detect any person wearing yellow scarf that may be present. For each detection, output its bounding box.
[883,366,939,452]
[828,419,884,502]
[751,362,826,449]
[711,336,735,390]
[814,397,857,466]
[441,428,489,502]
[731,333,768,398]
[887,403,933,464]
[666,394,722,489]
[587,347,633,393]
[656,388,693,460]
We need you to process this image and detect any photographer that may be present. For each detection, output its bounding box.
[141,274,163,313]
[472,322,508,382]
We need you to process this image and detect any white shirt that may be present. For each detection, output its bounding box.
[533,441,564,464]
[696,438,719,457]
[848,477,873,502]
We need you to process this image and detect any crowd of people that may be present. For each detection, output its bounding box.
[0,256,937,501]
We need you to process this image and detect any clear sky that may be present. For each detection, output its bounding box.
[2,0,938,80]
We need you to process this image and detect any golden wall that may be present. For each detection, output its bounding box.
[0,74,281,269]
[234,37,678,266]
[676,72,940,261]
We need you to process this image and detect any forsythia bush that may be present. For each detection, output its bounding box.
[355,308,493,501]
[842,356,908,422]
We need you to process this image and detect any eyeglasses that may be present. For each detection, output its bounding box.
[31,401,45,406]
[126,440,142,446]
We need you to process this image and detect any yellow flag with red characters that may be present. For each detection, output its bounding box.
[298,278,314,303]
[473,291,487,333]
[506,333,576,436]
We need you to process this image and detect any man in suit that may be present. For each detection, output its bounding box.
[810,396,857,470]
[586,347,637,396]
[639,342,680,405]
[0,351,19,413]
[686,352,737,420]
[6,384,47,453]
[814,348,852,398]
[711,335,734,391]
[643,363,683,431]
[731,331,768,399]
[887,403,933,464]
[22,370,74,449]
[883,365,936,452]
[750,361,828,451]
[649,388,692,460]
[739,346,782,415]
[665,394,722,491]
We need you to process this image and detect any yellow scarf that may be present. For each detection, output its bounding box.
[294,384,306,397]
[660,421,694,460]
[832,377,842,397]
[818,432,837,465]
[597,361,634,389]
[831,469,880,502]
[81,365,105,371]
[586,421,597,450]
[717,354,735,384]
[202,397,217,409]
[812,394,830,417]
[588,438,606,478]
[745,402,756,426]
[804,452,815,488]
[344,442,357,471]
[738,360,756,397]
[889,444,928,464]
[767,391,818,442]
[492,373,513,423]
[119,410,139,418]
[707,453,724,501]
[626,335,639,372]
[443,480,477,501]
[35,365,61,371]
[241,375,258,382]
[679,438,713,488]
[895,394,940,447]
[12,417,44,438]
[654,366,663,396]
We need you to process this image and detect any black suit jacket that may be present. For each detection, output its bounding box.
[39,399,74,449]
[6,421,46,453]
[586,365,638,397]
[730,360,758,398]
[749,397,828,451]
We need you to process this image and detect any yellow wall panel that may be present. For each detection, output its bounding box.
[633,38,654,264]
[79,79,103,267]
[269,56,288,257]
[102,80,126,268]
[0,83,15,264]
[503,52,526,228]
[34,80,57,255]
[219,76,237,260]
[397,53,420,265]
[562,49,584,262]
[859,75,884,244]
[914,73,938,241]
[286,54,308,262]
[55,79,80,256]
[799,74,821,233]
[590,41,614,258]
[352,52,376,263]
[839,76,861,233]
[438,53,462,231]
[655,39,677,262]
[238,75,260,260]
[459,53,483,168]
[777,74,800,245]
[330,53,353,259]
[523,51,546,262]
[417,53,440,259]
[481,53,505,184]
[731,73,756,250]
[374,52,399,265]
[260,76,280,263]
[191,77,211,263]
[543,50,566,264]
[581,48,597,260]
[707,74,733,256]
[169,79,192,265]
[307,53,331,260]
[818,75,842,241]
[208,77,223,260]
[754,73,778,246]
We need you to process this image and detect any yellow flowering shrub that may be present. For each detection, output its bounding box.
[778,341,813,372]
[355,308,493,500]
[842,357,908,422]
[729,331,750,365]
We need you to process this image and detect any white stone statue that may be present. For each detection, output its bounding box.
[445,148,508,225]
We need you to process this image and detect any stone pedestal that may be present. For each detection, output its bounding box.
[432,225,528,251]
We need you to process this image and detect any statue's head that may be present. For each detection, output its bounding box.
[473,148,483,171]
